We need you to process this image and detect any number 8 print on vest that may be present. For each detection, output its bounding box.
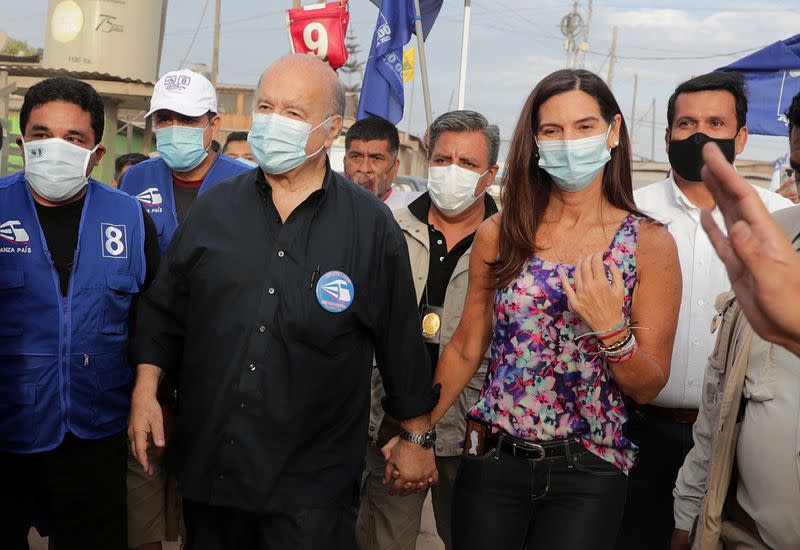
[101,223,128,259]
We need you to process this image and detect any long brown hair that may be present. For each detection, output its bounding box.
[491,69,641,288]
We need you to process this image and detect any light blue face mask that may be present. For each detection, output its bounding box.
[155,124,210,172]
[248,113,330,175]
[537,126,612,192]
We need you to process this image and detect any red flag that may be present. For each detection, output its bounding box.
[286,1,350,71]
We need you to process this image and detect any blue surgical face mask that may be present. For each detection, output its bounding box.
[248,113,330,175]
[537,126,612,192]
[155,124,209,172]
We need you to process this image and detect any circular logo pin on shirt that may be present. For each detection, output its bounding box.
[315,270,355,313]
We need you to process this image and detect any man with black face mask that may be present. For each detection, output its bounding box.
[616,72,792,549]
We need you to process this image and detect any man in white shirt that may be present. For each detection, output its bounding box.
[617,71,792,549]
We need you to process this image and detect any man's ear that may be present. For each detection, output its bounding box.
[86,144,107,176]
[324,115,344,148]
[734,126,748,157]
[209,115,222,140]
[664,127,671,155]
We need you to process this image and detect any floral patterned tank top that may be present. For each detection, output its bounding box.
[468,213,644,473]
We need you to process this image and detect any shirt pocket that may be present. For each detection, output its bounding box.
[100,271,140,335]
[742,337,775,403]
[0,268,25,336]
[291,267,359,355]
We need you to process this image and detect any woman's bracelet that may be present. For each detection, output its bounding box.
[577,317,628,341]
[601,333,638,363]
[605,341,638,363]
[598,330,633,352]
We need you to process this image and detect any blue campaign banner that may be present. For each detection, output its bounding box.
[368,0,443,38]
[357,0,415,124]
[717,34,800,136]
[357,0,442,124]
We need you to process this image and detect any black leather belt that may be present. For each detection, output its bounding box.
[495,434,585,461]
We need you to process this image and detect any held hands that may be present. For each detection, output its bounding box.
[128,384,165,477]
[381,436,439,496]
[558,252,625,334]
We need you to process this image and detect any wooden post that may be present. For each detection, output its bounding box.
[100,98,119,184]
[211,0,221,85]
[0,71,17,177]
[143,115,153,155]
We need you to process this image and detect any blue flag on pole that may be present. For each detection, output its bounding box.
[368,0,443,38]
[717,34,800,136]
[357,0,415,124]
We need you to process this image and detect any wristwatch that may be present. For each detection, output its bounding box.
[398,426,437,449]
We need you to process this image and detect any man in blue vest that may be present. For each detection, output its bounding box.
[120,69,249,254]
[0,77,159,549]
[121,69,249,550]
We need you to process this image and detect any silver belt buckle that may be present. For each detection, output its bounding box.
[512,440,545,461]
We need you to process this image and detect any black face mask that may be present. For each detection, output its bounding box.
[668,132,737,182]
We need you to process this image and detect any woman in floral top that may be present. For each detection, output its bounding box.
[424,70,681,549]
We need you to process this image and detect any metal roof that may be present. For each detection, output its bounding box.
[0,63,153,85]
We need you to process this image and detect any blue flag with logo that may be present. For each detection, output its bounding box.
[358,0,442,124]
[368,0,443,37]
[717,34,800,136]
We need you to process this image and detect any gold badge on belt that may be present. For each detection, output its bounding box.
[420,305,443,342]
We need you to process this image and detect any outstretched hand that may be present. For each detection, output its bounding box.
[700,142,800,357]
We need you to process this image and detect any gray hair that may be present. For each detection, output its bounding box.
[329,78,346,118]
[428,110,500,166]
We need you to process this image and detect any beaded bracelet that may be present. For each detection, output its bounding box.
[605,341,638,363]
[601,334,637,363]
[598,329,633,353]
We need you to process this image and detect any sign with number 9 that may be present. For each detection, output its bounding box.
[286,1,349,70]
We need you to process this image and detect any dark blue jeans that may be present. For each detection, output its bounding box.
[452,442,628,550]
[615,411,695,550]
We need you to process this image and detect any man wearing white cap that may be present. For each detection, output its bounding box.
[121,70,248,550]
[120,69,249,255]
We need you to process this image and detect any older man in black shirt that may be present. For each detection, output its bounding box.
[129,54,438,549]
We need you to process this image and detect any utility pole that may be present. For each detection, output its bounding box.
[630,73,638,151]
[456,0,472,110]
[412,0,433,126]
[560,2,584,69]
[211,0,221,85]
[578,0,592,69]
[606,25,618,89]
[650,98,656,160]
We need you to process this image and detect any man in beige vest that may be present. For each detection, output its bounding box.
[672,204,800,549]
[672,98,800,548]
[356,111,499,550]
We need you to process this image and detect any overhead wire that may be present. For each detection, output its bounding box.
[178,0,210,68]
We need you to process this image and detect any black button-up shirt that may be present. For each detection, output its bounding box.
[408,192,498,369]
[136,163,437,512]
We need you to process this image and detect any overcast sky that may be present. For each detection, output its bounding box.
[3,0,799,163]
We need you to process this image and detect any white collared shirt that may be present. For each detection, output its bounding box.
[634,174,792,409]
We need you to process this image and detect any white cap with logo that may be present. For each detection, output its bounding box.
[146,69,218,118]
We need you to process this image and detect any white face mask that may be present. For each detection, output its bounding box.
[427,164,488,218]
[23,138,98,202]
